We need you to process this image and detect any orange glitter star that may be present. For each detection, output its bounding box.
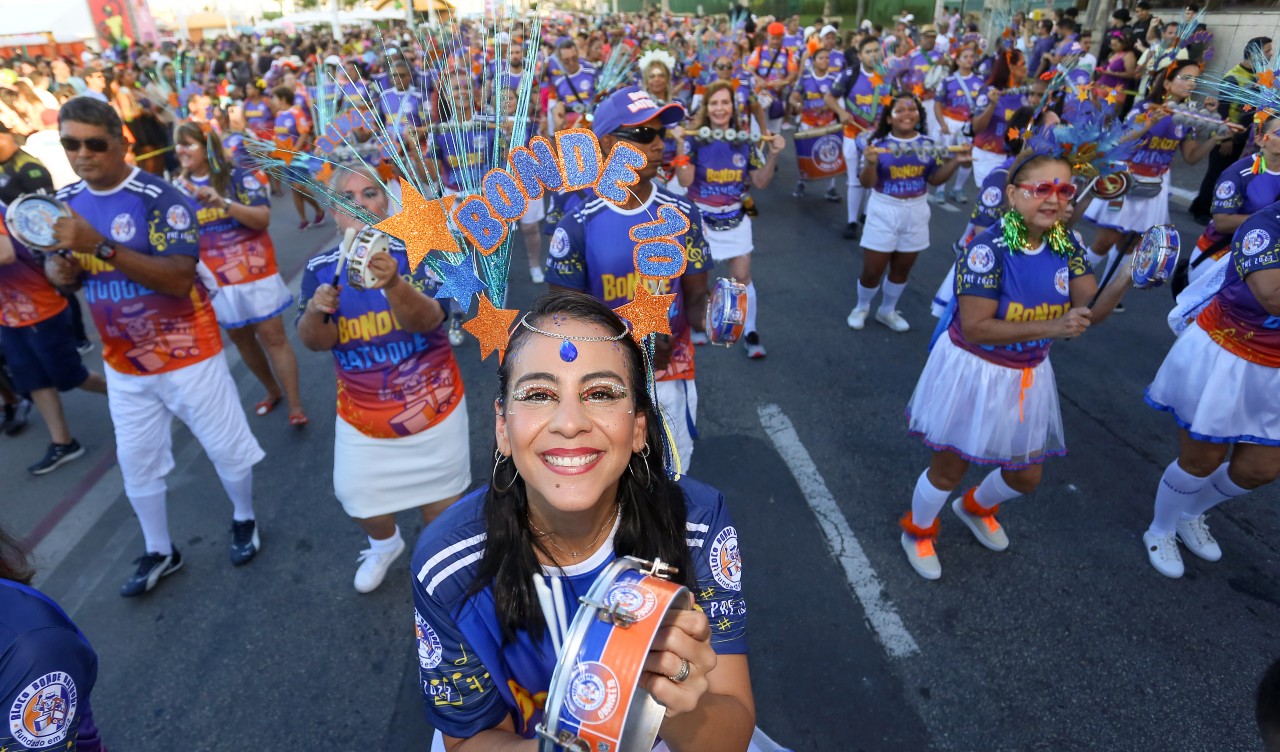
[373,179,462,271]
[1260,69,1275,88]
[880,95,893,107]
[615,284,674,342]
[1105,89,1118,105]
[462,294,519,362]
[912,84,924,97]
[1007,127,1020,141]
[869,73,884,87]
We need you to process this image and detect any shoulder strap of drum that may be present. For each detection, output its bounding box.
[1191,235,1232,270]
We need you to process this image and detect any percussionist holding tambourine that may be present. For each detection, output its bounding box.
[295,166,472,595]
[410,290,755,752]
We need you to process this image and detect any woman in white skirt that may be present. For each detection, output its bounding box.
[675,80,786,359]
[296,168,471,593]
[1141,207,1280,579]
[932,43,983,204]
[1082,61,1241,275]
[173,122,307,424]
[900,153,1131,580]
[847,94,970,333]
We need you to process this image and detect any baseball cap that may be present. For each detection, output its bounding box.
[324,54,342,66]
[819,24,837,38]
[590,86,686,136]
[921,24,937,35]
[767,21,785,35]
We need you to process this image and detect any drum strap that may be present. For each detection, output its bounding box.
[1192,236,1231,270]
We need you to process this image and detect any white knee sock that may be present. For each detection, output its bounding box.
[952,167,971,192]
[218,468,256,522]
[369,526,403,550]
[1184,463,1250,518]
[855,281,879,311]
[972,469,1022,509]
[911,470,952,529]
[743,282,758,336]
[879,280,907,315]
[126,481,172,555]
[848,185,865,224]
[1149,461,1210,535]
[828,177,837,192]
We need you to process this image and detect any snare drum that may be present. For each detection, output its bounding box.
[1132,224,1180,289]
[345,227,393,290]
[538,557,692,752]
[4,194,71,251]
[705,277,748,346]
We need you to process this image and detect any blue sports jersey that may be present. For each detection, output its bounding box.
[546,186,711,382]
[378,86,427,131]
[868,134,941,198]
[1199,157,1280,251]
[0,581,103,751]
[411,477,747,740]
[970,156,1014,231]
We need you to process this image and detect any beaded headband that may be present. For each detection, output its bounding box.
[519,313,633,363]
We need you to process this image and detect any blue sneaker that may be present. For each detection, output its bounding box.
[120,548,183,597]
[230,520,260,566]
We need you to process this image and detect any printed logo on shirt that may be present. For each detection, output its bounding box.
[0,174,9,188]
[8,671,77,749]
[605,580,659,621]
[110,212,136,242]
[967,244,996,273]
[549,227,571,259]
[565,661,621,724]
[242,173,261,190]
[1054,266,1069,296]
[415,609,444,670]
[732,153,747,168]
[1243,228,1272,256]
[1215,180,1237,200]
[981,186,1003,208]
[166,204,192,231]
[709,526,742,592]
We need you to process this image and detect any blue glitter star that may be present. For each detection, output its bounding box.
[433,255,489,312]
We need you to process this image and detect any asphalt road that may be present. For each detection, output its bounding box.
[3,148,1277,752]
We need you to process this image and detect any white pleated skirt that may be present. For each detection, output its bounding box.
[1082,172,1170,235]
[1146,323,1280,445]
[211,274,294,329]
[906,333,1066,468]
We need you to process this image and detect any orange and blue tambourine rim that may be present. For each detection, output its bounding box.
[707,278,748,345]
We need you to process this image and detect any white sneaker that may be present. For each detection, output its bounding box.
[950,189,968,204]
[901,532,941,580]
[876,309,910,332]
[1143,530,1185,579]
[846,307,869,330]
[353,536,406,593]
[927,192,943,205]
[951,496,1009,551]
[1176,515,1222,562]
[530,266,545,284]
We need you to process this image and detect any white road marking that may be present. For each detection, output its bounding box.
[758,403,920,658]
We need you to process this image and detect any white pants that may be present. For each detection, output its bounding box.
[922,100,941,140]
[106,352,264,495]
[972,146,1006,188]
[843,134,867,224]
[656,378,697,472]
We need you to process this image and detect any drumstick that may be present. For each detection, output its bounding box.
[324,227,358,324]
[550,574,570,640]
[532,576,563,658]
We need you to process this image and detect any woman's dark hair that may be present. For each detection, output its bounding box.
[987,48,1025,90]
[0,526,34,585]
[174,121,232,197]
[1111,31,1136,52]
[871,94,926,140]
[470,290,694,643]
[1148,59,1200,103]
[1003,106,1037,155]
[271,84,295,104]
[58,96,124,138]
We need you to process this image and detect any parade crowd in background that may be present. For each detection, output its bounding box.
[5,2,1280,750]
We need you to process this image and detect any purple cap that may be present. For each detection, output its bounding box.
[590,86,686,136]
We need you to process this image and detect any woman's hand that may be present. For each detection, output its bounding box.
[367,251,402,290]
[195,186,224,208]
[864,145,880,165]
[1053,307,1092,338]
[642,609,718,718]
[307,283,341,316]
[953,144,973,165]
[768,132,785,151]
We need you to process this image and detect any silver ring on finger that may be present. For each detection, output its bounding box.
[668,657,690,683]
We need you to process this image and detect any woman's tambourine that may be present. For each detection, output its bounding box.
[345,227,392,291]
[537,556,692,752]
[4,194,71,251]
[1132,224,1180,289]
[1088,170,1131,201]
[705,277,748,346]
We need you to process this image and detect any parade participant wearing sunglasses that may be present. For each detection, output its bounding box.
[897,152,1133,581]
[43,98,265,596]
[548,87,711,471]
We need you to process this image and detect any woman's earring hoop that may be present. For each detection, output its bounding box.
[492,451,520,493]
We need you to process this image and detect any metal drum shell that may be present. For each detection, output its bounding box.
[706,277,748,346]
[1132,224,1181,289]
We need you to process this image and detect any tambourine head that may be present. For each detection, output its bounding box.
[5,194,71,251]
[724,128,737,141]
[1132,224,1180,289]
[1091,171,1131,201]
[697,126,711,139]
[705,277,748,346]
[711,128,724,140]
[345,227,393,291]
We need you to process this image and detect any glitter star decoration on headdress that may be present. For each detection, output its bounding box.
[615,284,675,342]
[433,255,488,312]
[374,179,462,271]
[463,293,519,362]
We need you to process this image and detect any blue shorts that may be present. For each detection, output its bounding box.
[0,308,89,394]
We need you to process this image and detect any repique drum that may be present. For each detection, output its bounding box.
[1132,224,1181,289]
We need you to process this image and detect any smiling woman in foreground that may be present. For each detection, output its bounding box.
[410,291,755,752]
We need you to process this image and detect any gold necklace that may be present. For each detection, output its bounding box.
[530,504,619,561]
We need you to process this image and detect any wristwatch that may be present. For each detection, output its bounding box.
[94,239,117,261]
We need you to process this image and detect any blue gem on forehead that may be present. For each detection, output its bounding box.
[559,339,579,362]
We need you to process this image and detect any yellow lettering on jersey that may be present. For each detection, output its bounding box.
[601,272,673,303]
[1005,302,1068,322]
[1148,136,1180,151]
[889,164,925,179]
[705,168,744,183]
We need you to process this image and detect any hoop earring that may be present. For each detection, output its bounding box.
[628,447,653,489]
[492,451,520,493]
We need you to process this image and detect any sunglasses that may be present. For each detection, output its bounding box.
[715,63,733,70]
[1017,181,1078,200]
[60,136,111,153]
[611,126,663,144]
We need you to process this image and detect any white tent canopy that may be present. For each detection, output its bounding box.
[1,0,96,43]
[264,8,402,29]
